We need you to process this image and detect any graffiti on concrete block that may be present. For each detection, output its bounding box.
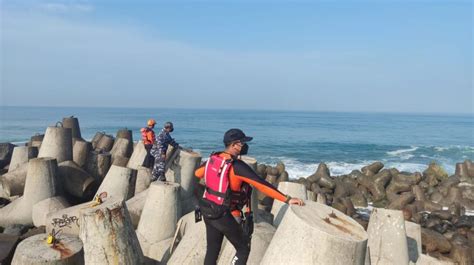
[51,214,79,228]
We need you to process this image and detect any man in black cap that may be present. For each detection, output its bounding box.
[150,121,178,181]
[195,128,305,265]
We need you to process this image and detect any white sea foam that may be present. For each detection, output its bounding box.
[387,146,419,157]
[259,157,457,179]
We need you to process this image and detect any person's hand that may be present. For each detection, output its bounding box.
[288,198,305,206]
[161,154,166,160]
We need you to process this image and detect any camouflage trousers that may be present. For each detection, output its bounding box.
[151,156,166,181]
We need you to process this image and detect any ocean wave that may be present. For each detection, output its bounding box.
[386,146,419,157]
[258,157,457,179]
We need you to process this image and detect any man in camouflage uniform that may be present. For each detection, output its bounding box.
[150,122,179,181]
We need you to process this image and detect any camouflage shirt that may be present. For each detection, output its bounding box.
[150,129,178,157]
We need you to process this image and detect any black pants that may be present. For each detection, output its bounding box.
[144,144,154,168]
[204,212,251,265]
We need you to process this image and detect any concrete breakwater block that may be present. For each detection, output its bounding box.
[79,199,144,265]
[0,143,15,168]
[58,161,96,200]
[137,182,181,256]
[125,188,149,228]
[1,163,28,197]
[367,208,409,265]
[271,181,308,228]
[29,134,44,150]
[47,165,136,235]
[261,201,368,265]
[165,149,202,215]
[127,141,147,170]
[405,221,422,264]
[217,222,276,265]
[95,165,136,201]
[135,166,152,194]
[95,134,114,152]
[147,237,173,264]
[72,140,90,168]
[62,116,83,141]
[0,158,59,226]
[11,233,83,265]
[110,138,132,163]
[85,150,111,181]
[38,125,72,163]
[167,213,207,265]
[9,146,38,172]
[90,132,104,150]
[32,196,70,227]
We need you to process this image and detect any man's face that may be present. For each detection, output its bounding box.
[230,141,247,155]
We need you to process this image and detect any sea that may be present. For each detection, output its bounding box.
[1,106,473,179]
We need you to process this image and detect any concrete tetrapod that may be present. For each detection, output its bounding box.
[271,181,308,227]
[38,124,73,163]
[90,132,105,150]
[85,150,111,181]
[260,201,368,265]
[95,165,137,201]
[0,158,59,226]
[405,221,422,264]
[72,140,90,168]
[1,163,28,197]
[94,134,114,152]
[218,222,276,265]
[127,141,147,170]
[165,149,202,215]
[135,166,152,193]
[9,146,38,172]
[167,212,207,265]
[125,189,149,228]
[110,138,132,163]
[137,182,181,256]
[29,134,44,150]
[367,208,409,265]
[62,116,83,141]
[46,165,137,235]
[58,161,96,200]
[32,196,70,227]
[11,233,84,265]
[79,199,144,265]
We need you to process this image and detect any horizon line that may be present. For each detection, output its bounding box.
[1,104,473,117]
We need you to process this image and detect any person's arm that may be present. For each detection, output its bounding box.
[168,134,179,148]
[232,160,291,203]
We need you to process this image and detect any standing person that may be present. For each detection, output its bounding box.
[141,119,156,168]
[150,122,179,181]
[195,128,305,265]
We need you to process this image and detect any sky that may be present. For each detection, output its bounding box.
[0,0,472,113]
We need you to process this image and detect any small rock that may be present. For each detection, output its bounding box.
[423,162,449,182]
[421,228,452,253]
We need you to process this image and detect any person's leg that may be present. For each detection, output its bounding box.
[156,157,166,181]
[213,213,251,265]
[151,156,162,181]
[204,218,225,265]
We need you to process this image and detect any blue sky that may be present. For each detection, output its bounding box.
[1,0,472,113]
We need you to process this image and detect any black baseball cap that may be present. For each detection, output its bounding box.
[223,129,253,145]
